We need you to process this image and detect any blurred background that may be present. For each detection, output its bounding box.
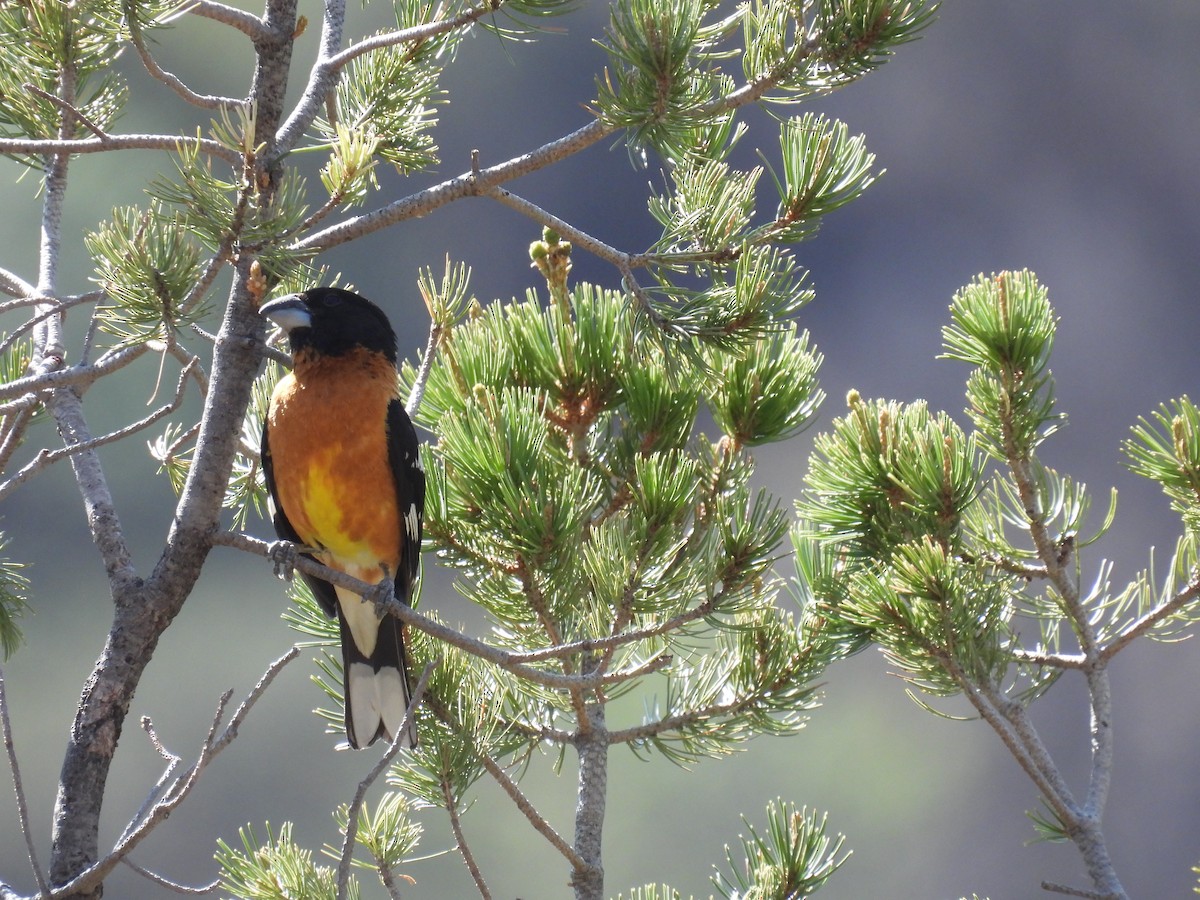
[4,1,1200,897]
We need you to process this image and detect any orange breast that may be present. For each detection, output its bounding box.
[267,347,403,580]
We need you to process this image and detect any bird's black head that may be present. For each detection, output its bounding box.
[260,287,398,363]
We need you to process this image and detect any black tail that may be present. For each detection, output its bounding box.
[339,611,417,750]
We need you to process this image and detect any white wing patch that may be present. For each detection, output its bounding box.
[404,502,421,544]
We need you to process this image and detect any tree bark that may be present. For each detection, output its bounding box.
[46,3,298,894]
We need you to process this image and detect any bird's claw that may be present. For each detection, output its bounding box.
[367,579,395,618]
[267,540,300,580]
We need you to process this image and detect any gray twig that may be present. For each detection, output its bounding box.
[335,660,437,900]
[0,662,50,895]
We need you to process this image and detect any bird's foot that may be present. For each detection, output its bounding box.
[267,540,301,580]
[367,578,396,618]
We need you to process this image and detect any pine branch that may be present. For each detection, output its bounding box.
[0,356,199,502]
[443,775,491,900]
[182,0,272,41]
[295,118,615,252]
[119,859,219,896]
[0,134,242,165]
[0,344,147,403]
[0,662,49,896]
[46,649,297,900]
[1100,572,1200,660]
[470,745,586,872]
[213,530,645,691]
[125,0,247,110]
[0,269,36,298]
[335,660,436,900]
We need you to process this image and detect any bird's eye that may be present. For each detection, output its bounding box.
[323,295,342,307]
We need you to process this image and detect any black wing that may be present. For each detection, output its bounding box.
[386,399,425,605]
[261,418,339,619]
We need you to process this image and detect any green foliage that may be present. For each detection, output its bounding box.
[810,0,939,85]
[0,0,128,165]
[314,1,457,177]
[0,534,30,658]
[707,325,823,446]
[216,822,359,900]
[615,885,687,900]
[399,237,831,774]
[1126,396,1200,536]
[595,0,725,160]
[0,332,38,422]
[327,793,423,877]
[942,270,1060,461]
[758,113,879,243]
[794,272,1114,710]
[712,799,848,899]
[595,0,937,160]
[86,204,206,344]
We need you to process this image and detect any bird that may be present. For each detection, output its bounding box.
[259,286,424,749]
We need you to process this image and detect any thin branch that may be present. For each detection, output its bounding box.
[0,662,50,896]
[1100,572,1200,661]
[0,269,36,299]
[483,184,631,270]
[1010,648,1087,670]
[324,1,501,71]
[0,303,76,359]
[477,744,587,871]
[295,117,615,253]
[335,660,437,900]
[0,134,242,166]
[213,531,633,691]
[0,407,38,478]
[118,717,182,845]
[0,357,197,503]
[125,0,247,110]
[443,775,491,900]
[24,83,107,139]
[0,343,148,403]
[405,316,442,420]
[0,290,101,315]
[1040,881,1113,900]
[182,0,271,41]
[120,858,219,896]
[46,649,298,900]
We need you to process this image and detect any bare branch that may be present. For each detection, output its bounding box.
[46,649,298,900]
[0,357,198,503]
[443,775,491,900]
[405,315,442,420]
[335,660,437,900]
[213,530,643,691]
[477,748,587,872]
[295,118,615,253]
[0,344,148,403]
[0,269,36,299]
[0,134,242,166]
[1041,881,1112,900]
[125,0,247,110]
[120,859,219,896]
[0,290,101,315]
[0,662,50,896]
[1010,648,1087,670]
[182,0,271,41]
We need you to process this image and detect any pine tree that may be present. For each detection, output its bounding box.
[0,2,937,898]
